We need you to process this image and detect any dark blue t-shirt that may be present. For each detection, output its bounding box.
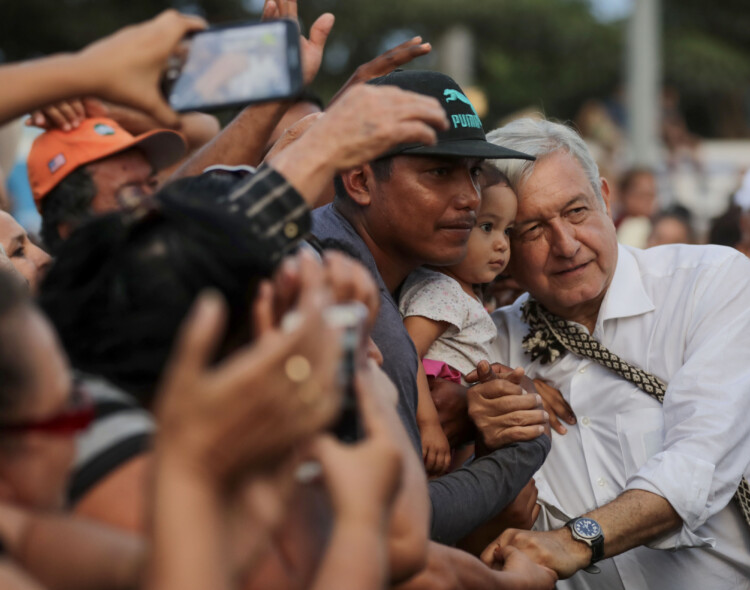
[312,203,550,544]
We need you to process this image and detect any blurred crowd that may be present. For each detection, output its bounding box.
[0,3,748,590]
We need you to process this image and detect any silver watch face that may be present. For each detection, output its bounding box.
[573,518,602,540]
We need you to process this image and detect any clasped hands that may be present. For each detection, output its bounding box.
[430,361,550,453]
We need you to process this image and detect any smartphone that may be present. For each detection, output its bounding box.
[324,303,368,444]
[281,302,368,443]
[163,19,303,113]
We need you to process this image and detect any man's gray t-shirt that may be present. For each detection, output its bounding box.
[312,203,550,544]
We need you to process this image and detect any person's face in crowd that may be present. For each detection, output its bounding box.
[367,155,482,269]
[508,150,618,326]
[622,171,657,218]
[85,148,158,212]
[0,307,79,510]
[0,211,52,293]
[647,216,691,247]
[446,181,517,285]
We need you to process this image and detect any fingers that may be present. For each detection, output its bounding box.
[423,444,435,473]
[440,447,451,475]
[534,379,576,428]
[251,280,275,338]
[475,360,497,383]
[45,105,72,130]
[272,255,303,322]
[466,361,506,383]
[322,250,380,330]
[542,396,567,435]
[480,540,501,567]
[145,100,181,130]
[493,424,548,445]
[469,377,527,400]
[531,503,541,524]
[81,97,109,118]
[261,0,279,20]
[377,36,432,73]
[57,101,82,129]
[155,9,208,45]
[506,367,525,384]
[391,120,439,147]
[26,111,48,129]
[286,0,298,20]
[308,13,334,50]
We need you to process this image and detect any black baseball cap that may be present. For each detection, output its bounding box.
[368,70,534,161]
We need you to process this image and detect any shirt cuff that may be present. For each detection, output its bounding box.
[625,450,717,549]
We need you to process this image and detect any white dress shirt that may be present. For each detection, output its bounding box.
[491,244,750,590]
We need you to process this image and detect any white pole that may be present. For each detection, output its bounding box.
[627,0,662,167]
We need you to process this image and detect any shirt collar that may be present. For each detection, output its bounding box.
[597,244,654,327]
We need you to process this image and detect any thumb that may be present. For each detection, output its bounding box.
[141,95,181,129]
[476,360,497,383]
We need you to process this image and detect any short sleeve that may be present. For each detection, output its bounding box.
[399,268,470,332]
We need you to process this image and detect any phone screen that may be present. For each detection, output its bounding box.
[168,20,301,112]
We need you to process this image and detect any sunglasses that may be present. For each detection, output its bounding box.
[0,381,95,436]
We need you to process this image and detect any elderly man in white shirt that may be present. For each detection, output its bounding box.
[478,118,750,589]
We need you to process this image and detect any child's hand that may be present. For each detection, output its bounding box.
[420,422,451,477]
[310,432,402,527]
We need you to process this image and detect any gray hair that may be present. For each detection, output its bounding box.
[486,118,604,208]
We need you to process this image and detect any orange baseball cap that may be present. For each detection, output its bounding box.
[27,117,187,211]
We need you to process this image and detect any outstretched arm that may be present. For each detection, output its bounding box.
[0,502,144,590]
[0,11,206,127]
[482,489,680,579]
[394,541,557,590]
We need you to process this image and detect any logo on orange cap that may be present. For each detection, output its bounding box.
[27,117,187,212]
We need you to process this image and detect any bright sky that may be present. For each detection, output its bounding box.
[588,0,634,22]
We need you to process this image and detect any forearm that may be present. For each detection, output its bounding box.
[376,377,430,581]
[428,436,550,544]
[144,450,233,590]
[587,489,681,560]
[0,54,92,125]
[394,542,516,590]
[312,520,389,590]
[0,561,45,590]
[416,364,442,429]
[172,101,290,178]
[0,503,144,590]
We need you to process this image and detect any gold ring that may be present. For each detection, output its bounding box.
[285,355,312,383]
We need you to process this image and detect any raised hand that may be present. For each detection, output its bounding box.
[329,36,432,105]
[262,0,334,85]
[155,268,342,488]
[76,10,207,128]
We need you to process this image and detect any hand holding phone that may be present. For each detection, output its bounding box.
[163,19,303,112]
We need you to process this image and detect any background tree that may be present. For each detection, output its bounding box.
[1,0,747,137]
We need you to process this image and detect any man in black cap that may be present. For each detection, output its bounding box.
[312,70,552,552]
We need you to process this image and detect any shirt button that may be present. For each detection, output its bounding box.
[597,477,607,487]
[284,222,299,239]
[578,367,587,374]
[581,416,591,426]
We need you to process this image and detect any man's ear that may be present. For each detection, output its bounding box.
[340,165,374,207]
[600,177,613,218]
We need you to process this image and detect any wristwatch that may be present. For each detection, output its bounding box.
[566,517,604,571]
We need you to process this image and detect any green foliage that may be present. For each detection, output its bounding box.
[1,0,748,136]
